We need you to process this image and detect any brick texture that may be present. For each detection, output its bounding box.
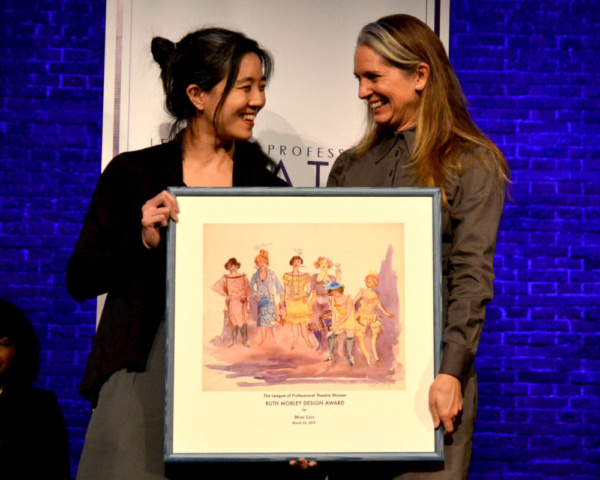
[451,1,600,479]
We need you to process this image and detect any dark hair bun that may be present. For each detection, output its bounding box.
[151,36,176,70]
[151,28,273,135]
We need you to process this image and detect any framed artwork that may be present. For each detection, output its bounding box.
[165,187,443,462]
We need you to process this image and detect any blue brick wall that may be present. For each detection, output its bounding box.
[0,1,104,477]
[451,1,600,479]
[0,0,598,478]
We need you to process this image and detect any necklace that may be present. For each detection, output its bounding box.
[290,272,302,296]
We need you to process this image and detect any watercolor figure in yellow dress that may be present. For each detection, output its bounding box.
[282,256,314,350]
[353,274,395,365]
[211,258,252,347]
[325,282,356,366]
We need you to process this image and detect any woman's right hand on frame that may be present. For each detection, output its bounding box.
[141,190,179,249]
[428,373,463,435]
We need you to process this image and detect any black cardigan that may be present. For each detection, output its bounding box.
[67,139,287,406]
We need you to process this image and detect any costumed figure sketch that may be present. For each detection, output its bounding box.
[282,256,314,350]
[250,249,284,347]
[211,258,252,347]
[325,282,357,366]
[202,236,404,392]
[353,274,394,366]
[308,257,340,351]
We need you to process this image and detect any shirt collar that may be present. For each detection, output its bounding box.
[402,126,416,153]
[370,126,416,164]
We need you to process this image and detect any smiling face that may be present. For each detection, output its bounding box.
[318,259,329,271]
[193,52,267,141]
[354,44,422,132]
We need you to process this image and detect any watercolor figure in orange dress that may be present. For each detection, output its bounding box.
[353,274,395,365]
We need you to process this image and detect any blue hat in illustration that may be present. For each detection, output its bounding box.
[325,281,342,291]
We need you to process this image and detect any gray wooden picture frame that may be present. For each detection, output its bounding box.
[164,187,443,463]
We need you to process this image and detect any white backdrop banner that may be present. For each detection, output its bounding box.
[102,0,449,186]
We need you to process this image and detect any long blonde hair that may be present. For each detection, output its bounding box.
[351,14,509,204]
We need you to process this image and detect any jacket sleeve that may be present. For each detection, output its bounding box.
[66,156,159,302]
[438,159,505,381]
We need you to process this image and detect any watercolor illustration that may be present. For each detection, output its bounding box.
[210,257,252,348]
[201,223,406,392]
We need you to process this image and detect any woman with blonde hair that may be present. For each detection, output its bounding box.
[328,13,509,479]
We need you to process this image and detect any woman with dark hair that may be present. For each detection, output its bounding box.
[328,14,509,480]
[0,299,70,480]
[67,27,289,479]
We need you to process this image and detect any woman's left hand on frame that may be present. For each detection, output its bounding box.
[428,373,463,435]
[289,457,318,470]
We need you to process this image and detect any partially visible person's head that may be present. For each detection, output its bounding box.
[151,27,274,136]
[0,300,39,388]
[326,282,345,296]
[365,274,379,287]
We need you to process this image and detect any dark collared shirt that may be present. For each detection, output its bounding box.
[328,128,417,187]
[327,130,505,381]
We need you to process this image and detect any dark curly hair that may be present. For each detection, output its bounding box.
[224,257,241,270]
